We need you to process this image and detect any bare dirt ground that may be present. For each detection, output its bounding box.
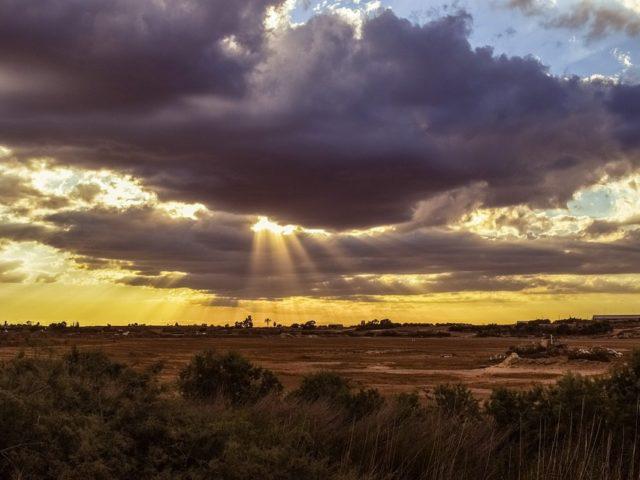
[2,335,638,398]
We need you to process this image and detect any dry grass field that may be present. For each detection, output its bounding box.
[2,334,638,398]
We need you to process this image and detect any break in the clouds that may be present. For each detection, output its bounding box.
[1,0,640,321]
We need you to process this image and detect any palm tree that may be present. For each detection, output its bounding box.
[264,318,271,327]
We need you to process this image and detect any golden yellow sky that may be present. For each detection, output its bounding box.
[2,281,640,326]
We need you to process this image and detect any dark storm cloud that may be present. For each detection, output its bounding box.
[608,84,640,148]
[13,205,640,299]
[506,0,640,41]
[0,222,50,241]
[0,3,635,229]
[44,207,254,271]
[0,0,279,111]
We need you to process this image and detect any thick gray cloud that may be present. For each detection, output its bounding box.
[11,206,638,299]
[2,1,640,302]
[608,84,640,148]
[0,3,636,229]
[0,0,278,111]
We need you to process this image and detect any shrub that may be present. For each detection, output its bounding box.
[344,388,384,419]
[293,371,352,403]
[0,350,340,479]
[293,372,384,419]
[65,347,124,377]
[602,349,640,426]
[485,385,548,430]
[393,391,423,418]
[2,349,640,479]
[433,383,480,418]
[178,350,282,406]
[485,355,640,438]
[507,342,568,358]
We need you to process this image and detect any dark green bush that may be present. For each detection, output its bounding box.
[485,351,640,479]
[177,350,282,406]
[344,387,384,419]
[1,349,640,479]
[485,385,548,429]
[293,371,352,402]
[293,372,384,419]
[433,383,480,417]
[602,349,640,426]
[485,353,640,435]
[393,391,423,418]
[0,350,339,480]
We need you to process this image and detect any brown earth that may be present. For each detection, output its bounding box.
[2,334,639,398]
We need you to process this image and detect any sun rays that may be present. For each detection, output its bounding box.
[246,216,407,321]
[248,217,322,300]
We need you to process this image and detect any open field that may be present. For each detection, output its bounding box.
[3,333,639,398]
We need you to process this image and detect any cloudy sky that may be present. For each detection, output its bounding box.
[1,0,640,325]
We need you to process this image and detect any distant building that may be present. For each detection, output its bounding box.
[593,315,640,323]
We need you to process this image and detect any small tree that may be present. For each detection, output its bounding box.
[234,315,253,329]
[48,321,67,332]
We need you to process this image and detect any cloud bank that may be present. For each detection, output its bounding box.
[1,0,640,307]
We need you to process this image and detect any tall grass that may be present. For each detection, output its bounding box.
[0,348,639,479]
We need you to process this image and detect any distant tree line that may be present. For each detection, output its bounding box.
[450,319,613,337]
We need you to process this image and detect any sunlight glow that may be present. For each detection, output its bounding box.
[158,201,207,220]
[346,225,394,236]
[0,145,11,157]
[0,160,210,219]
[250,216,328,236]
[251,216,297,235]
[263,0,297,31]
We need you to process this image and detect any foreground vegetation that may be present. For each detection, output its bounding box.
[1,348,639,479]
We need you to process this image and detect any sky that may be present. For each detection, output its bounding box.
[1,0,640,326]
